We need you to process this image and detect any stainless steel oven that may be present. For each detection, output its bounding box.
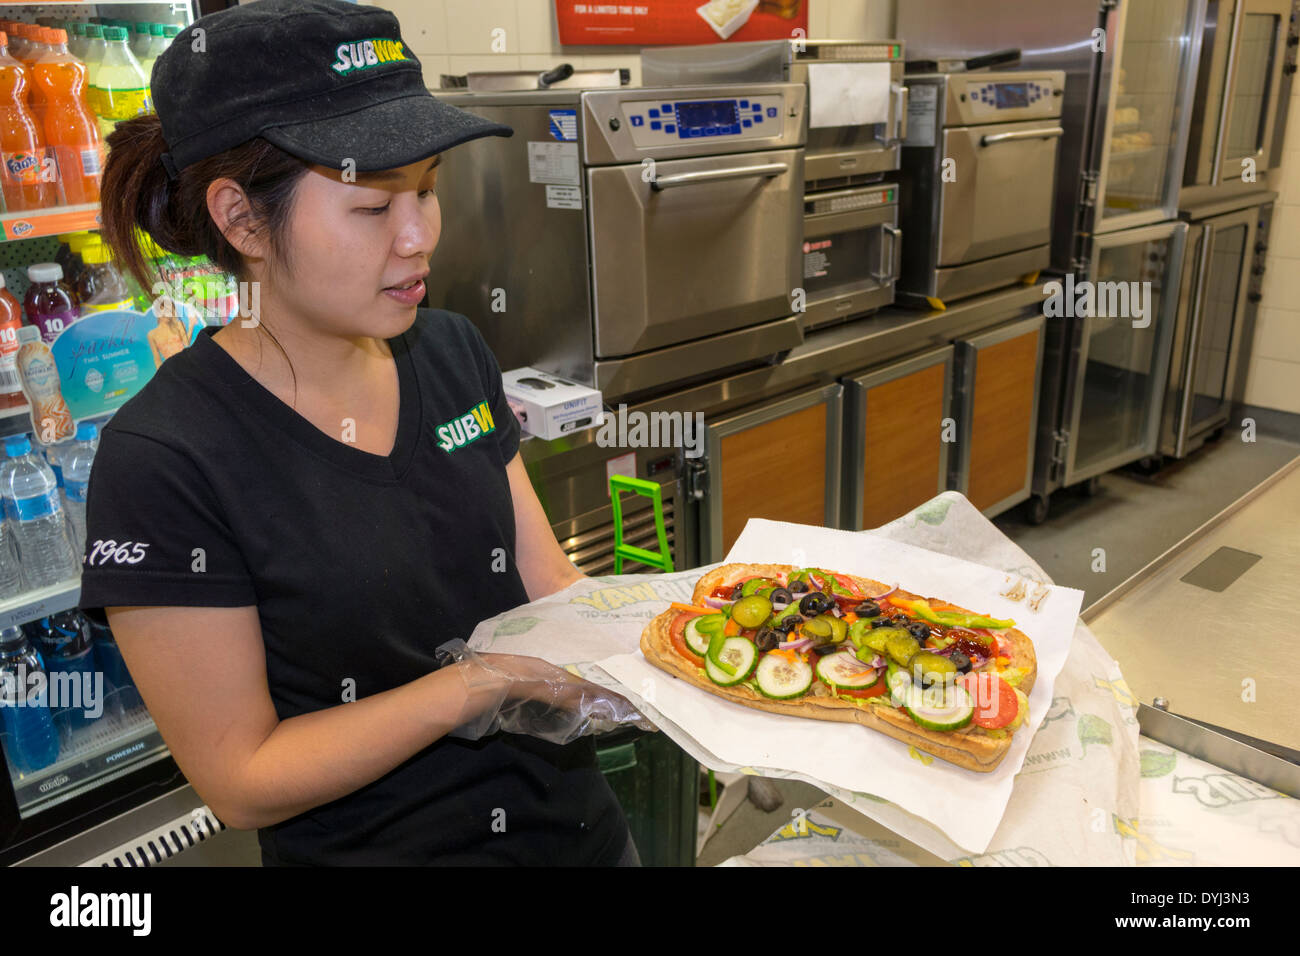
[896,70,1065,308]
[800,181,899,331]
[642,39,908,328]
[1183,0,1299,203]
[425,84,807,402]
[641,39,907,185]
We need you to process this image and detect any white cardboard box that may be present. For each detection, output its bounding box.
[501,367,603,440]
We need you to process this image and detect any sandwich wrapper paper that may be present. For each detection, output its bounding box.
[466,492,1142,861]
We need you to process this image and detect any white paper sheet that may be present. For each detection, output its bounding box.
[596,518,1083,853]
[807,62,892,129]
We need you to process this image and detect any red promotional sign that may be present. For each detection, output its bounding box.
[555,1,808,45]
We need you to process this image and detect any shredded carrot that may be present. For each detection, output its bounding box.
[724,618,740,637]
[670,602,714,615]
[843,612,858,623]
[996,656,1010,666]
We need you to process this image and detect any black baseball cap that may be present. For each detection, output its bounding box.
[153,0,512,179]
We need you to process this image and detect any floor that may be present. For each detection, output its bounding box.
[695,410,1300,866]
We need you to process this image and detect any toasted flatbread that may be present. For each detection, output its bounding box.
[639,563,1037,772]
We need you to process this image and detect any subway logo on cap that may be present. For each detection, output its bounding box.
[331,37,413,76]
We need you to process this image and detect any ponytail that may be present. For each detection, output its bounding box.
[100,114,310,294]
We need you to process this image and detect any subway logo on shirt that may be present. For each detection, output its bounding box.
[436,401,495,452]
[330,38,414,76]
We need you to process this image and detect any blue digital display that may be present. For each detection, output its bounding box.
[675,100,740,133]
[994,83,1029,109]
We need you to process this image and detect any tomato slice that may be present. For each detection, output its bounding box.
[960,672,1019,728]
[829,572,863,598]
[832,679,888,699]
[669,611,704,662]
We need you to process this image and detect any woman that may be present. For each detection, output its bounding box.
[145,295,189,367]
[79,0,643,866]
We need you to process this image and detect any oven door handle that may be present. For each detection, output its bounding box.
[650,162,789,190]
[872,223,902,284]
[979,126,1065,146]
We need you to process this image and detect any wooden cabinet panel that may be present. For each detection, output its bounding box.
[860,362,947,529]
[719,403,827,555]
[966,329,1040,511]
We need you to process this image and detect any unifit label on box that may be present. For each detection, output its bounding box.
[502,367,603,441]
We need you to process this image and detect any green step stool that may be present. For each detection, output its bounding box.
[608,474,674,574]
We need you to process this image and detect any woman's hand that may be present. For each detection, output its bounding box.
[437,641,654,744]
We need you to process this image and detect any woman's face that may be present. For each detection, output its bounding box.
[273,155,441,341]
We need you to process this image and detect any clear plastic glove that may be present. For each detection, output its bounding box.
[434,639,657,746]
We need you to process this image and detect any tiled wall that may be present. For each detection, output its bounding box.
[373,0,893,88]
[1258,77,1300,414]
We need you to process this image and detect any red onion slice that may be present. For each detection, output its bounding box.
[703,596,733,610]
[867,583,898,600]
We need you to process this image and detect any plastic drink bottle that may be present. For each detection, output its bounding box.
[32,611,96,735]
[0,273,25,410]
[12,27,47,129]
[0,624,60,772]
[80,23,105,117]
[60,420,95,559]
[64,232,91,287]
[0,33,53,213]
[2,433,78,589]
[14,328,74,442]
[0,505,20,600]
[65,22,87,61]
[35,30,102,205]
[93,27,146,139]
[24,263,78,343]
[130,22,151,59]
[76,240,133,312]
[1,23,23,61]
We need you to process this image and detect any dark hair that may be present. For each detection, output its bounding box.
[100,114,310,397]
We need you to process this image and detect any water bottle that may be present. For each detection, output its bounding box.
[60,422,96,561]
[87,613,140,713]
[0,624,60,773]
[2,434,79,590]
[27,611,96,738]
[0,506,21,601]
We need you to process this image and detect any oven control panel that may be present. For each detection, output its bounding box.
[947,72,1064,124]
[620,93,787,148]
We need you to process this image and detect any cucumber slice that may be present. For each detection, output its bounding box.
[902,682,974,731]
[755,652,814,699]
[885,661,911,706]
[815,651,882,689]
[704,638,758,687]
[683,617,710,656]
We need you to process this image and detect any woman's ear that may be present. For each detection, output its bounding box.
[206,177,267,260]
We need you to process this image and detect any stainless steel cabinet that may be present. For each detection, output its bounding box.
[840,347,952,530]
[1161,200,1267,457]
[948,315,1046,517]
[690,384,843,562]
[1063,222,1188,485]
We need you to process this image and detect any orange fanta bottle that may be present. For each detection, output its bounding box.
[33,28,101,205]
[13,25,46,129]
[0,31,54,211]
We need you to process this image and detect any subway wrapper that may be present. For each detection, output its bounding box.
[466,492,1144,858]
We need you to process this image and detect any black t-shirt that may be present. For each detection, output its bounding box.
[77,308,629,865]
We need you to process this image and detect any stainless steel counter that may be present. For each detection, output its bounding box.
[520,283,1046,467]
[1084,454,1300,777]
